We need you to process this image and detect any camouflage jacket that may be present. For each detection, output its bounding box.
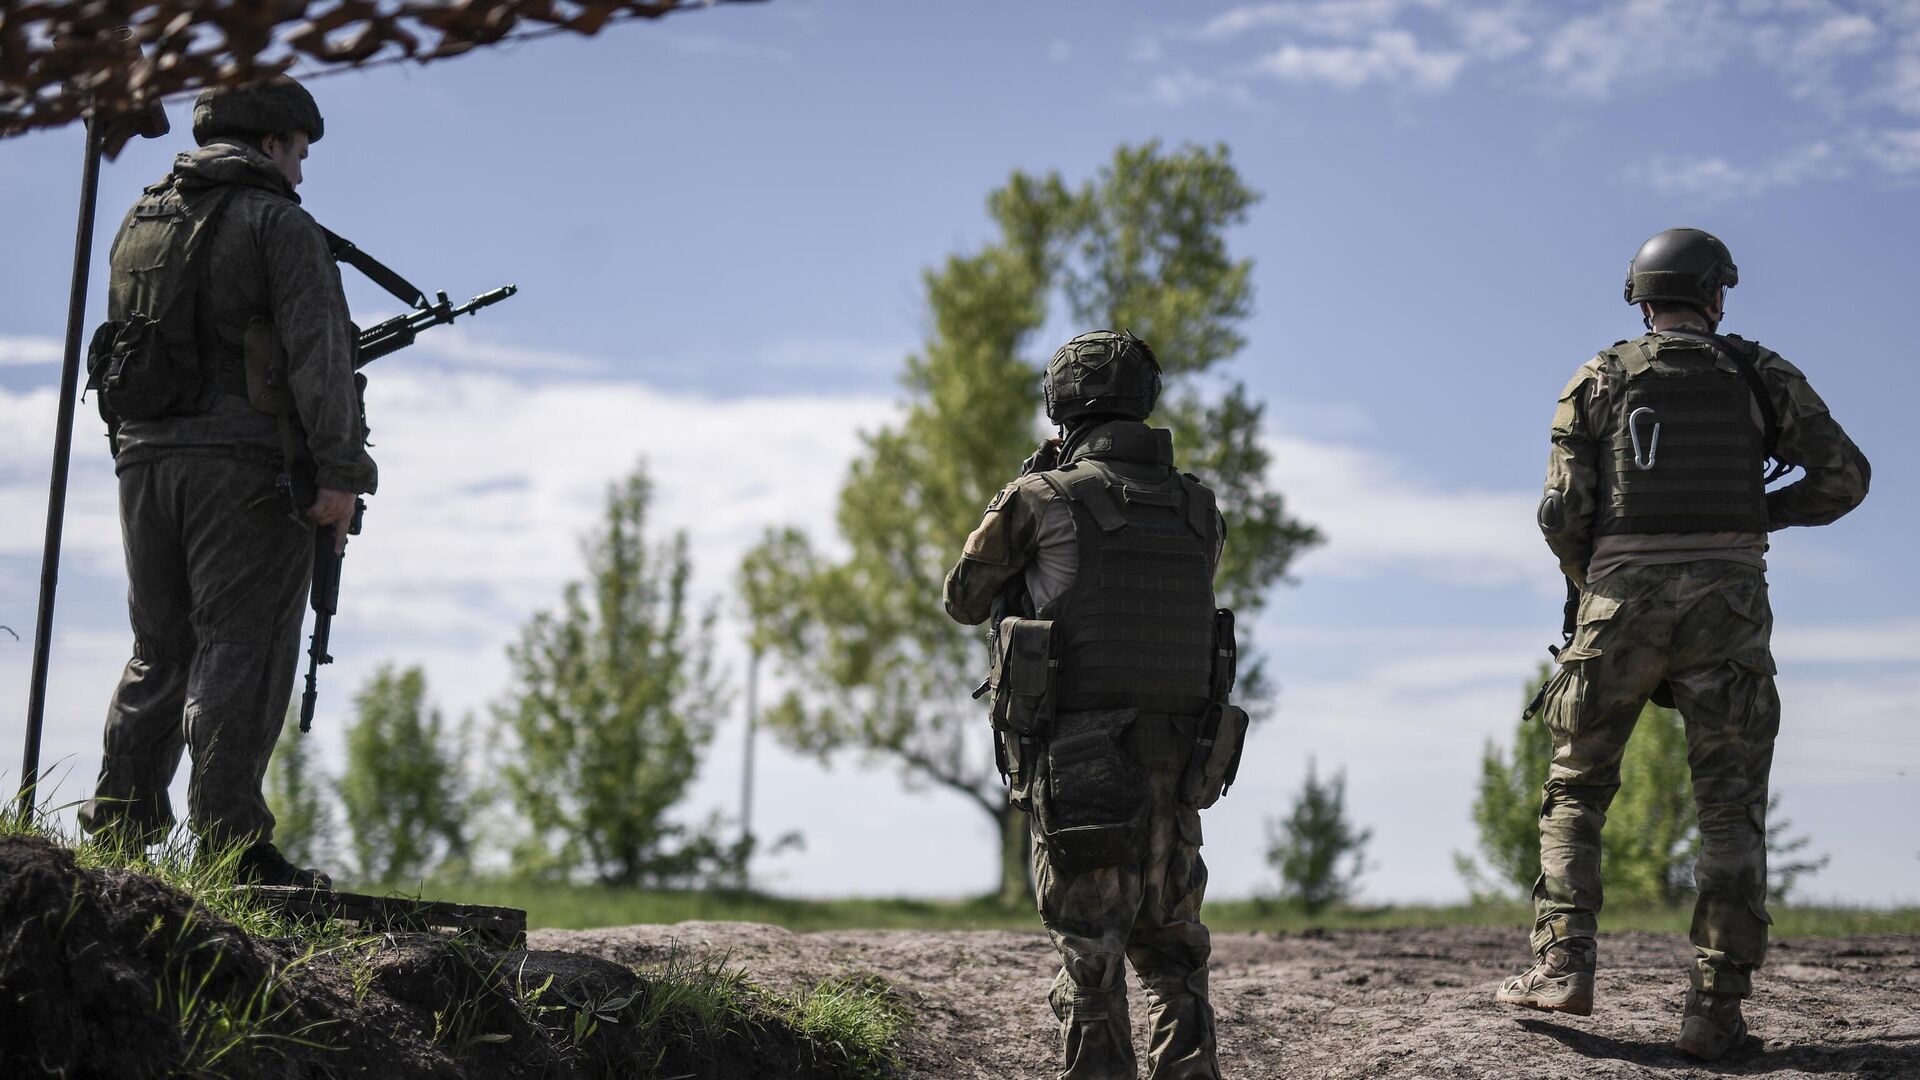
[1543,328,1869,581]
[943,420,1225,626]
[108,140,377,495]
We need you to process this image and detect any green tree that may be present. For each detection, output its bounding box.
[740,143,1320,905]
[1266,758,1372,914]
[1460,667,1828,904]
[264,718,335,870]
[497,464,736,887]
[337,665,469,884]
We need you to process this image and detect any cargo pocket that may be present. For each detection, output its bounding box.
[1176,807,1203,850]
[1544,594,1621,736]
[1033,709,1149,873]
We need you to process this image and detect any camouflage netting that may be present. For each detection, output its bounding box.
[1,0,761,137]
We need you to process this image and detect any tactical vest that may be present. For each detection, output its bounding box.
[1595,335,1769,536]
[94,179,249,419]
[1035,459,1219,716]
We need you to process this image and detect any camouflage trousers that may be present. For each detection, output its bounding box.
[79,455,312,848]
[1032,753,1218,1080]
[1534,560,1779,997]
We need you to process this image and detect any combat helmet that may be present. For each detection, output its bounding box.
[1043,329,1162,425]
[192,76,325,146]
[1624,227,1737,310]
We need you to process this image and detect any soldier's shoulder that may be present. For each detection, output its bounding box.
[1723,334,1807,379]
[986,473,1057,510]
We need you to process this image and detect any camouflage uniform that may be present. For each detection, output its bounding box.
[79,139,375,848]
[1530,323,1868,998]
[947,419,1225,1080]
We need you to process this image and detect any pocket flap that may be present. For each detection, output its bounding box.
[1577,593,1622,624]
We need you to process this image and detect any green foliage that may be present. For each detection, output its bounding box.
[264,715,335,872]
[496,463,737,887]
[740,142,1319,904]
[336,665,470,885]
[1265,758,1372,914]
[1461,666,1829,904]
[1455,668,1555,901]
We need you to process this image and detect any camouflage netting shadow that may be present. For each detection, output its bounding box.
[1,0,763,137]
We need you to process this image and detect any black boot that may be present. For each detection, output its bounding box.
[234,841,333,890]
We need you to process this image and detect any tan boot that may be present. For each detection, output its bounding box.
[1496,939,1595,1016]
[1676,988,1747,1061]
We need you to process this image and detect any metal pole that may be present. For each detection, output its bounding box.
[17,115,105,817]
[740,646,758,886]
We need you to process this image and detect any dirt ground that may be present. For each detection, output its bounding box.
[537,922,1920,1079]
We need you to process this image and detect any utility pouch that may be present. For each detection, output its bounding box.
[1180,703,1250,809]
[1209,608,1237,704]
[989,617,1057,738]
[87,313,194,422]
[1033,708,1149,872]
[1004,734,1038,813]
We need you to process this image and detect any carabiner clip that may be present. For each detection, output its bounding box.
[1629,406,1660,471]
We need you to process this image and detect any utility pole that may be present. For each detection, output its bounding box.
[739,645,760,889]
[17,115,104,818]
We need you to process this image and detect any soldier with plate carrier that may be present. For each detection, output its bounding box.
[945,330,1248,1080]
[1497,228,1870,1060]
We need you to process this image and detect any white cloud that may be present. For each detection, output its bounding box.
[1257,30,1468,91]
[1538,0,1735,100]
[0,335,62,366]
[1267,434,1547,587]
[1200,0,1414,42]
[1160,0,1920,189]
[1138,70,1259,109]
[1635,140,1848,198]
[1866,127,1920,170]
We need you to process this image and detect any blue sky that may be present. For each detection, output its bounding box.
[3,0,1918,903]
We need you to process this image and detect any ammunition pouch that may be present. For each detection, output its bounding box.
[1209,608,1237,704]
[1180,703,1250,810]
[1179,608,1246,808]
[1032,708,1150,872]
[989,617,1057,738]
[87,313,216,425]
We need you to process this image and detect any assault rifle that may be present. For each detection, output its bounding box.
[355,285,518,368]
[294,280,519,731]
[300,496,364,733]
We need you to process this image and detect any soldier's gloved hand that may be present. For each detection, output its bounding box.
[306,488,356,554]
[1022,438,1063,475]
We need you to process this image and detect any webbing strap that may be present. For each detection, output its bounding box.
[322,227,428,310]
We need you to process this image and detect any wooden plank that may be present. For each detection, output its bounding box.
[235,886,528,949]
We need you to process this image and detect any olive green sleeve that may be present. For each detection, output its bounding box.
[266,205,378,495]
[943,480,1041,626]
[1760,352,1869,529]
[1541,361,1603,581]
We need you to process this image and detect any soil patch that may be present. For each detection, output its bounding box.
[540,921,1920,1078]
[0,837,883,1079]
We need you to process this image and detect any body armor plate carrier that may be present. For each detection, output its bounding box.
[1036,459,1219,717]
[1597,337,1769,536]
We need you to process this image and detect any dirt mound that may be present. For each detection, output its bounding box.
[543,921,1920,1079]
[0,837,880,1079]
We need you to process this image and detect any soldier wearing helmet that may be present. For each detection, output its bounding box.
[946,330,1239,1080]
[78,77,374,890]
[1497,229,1870,1059]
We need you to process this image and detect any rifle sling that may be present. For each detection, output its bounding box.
[321,226,427,310]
